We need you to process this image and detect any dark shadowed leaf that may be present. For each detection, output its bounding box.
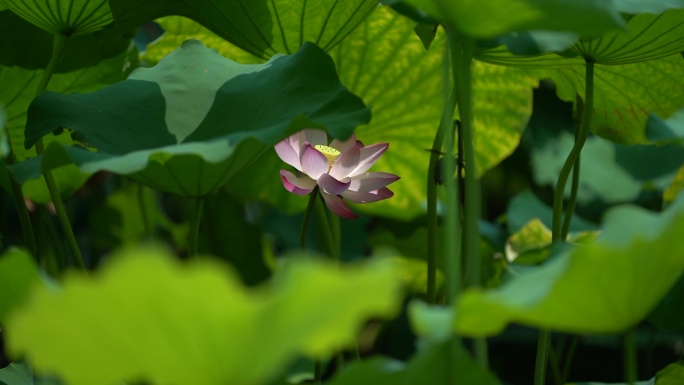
[12,40,369,197]
[0,0,112,36]
[110,0,377,59]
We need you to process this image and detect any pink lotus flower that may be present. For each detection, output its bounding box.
[275,129,399,219]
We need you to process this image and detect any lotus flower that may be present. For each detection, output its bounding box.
[275,129,399,219]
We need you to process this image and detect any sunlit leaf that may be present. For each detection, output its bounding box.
[142,16,263,66]
[0,46,133,202]
[0,0,112,36]
[504,218,552,263]
[385,0,624,38]
[455,195,684,336]
[6,246,401,385]
[0,248,41,323]
[110,0,377,59]
[12,40,369,197]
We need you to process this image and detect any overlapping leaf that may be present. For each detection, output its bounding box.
[386,0,624,38]
[0,0,112,36]
[6,246,401,385]
[455,195,684,336]
[229,6,537,219]
[110,0,377,59]
[0,46,132,202]
[12,40,369,197]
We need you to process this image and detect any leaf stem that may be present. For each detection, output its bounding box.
[624,329,638,385]
[6,153,37,258]
[314,195,337,260]
[189,197,204,258]
[552,60,594,241]
[299,186,320,250]
[538,59,595,385]
[33,33,85,269]
[449,28,489,370]
[427,93,452,303]
[561,99,584,240]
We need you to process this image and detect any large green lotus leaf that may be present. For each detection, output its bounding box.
[14,40,369,197]
[228,6,537,219]
[455,195,684,336]
[327,339,500,385]
[616,0,684,14]
[479,48,684,144]
[0,46,133,202]
[110,0,377,59]
[0,248,41,323]
[648,273,684,331]
[386,0,624,38]
[6,246,401,385]
[142,16,263,66]
[0,0,112,36]
[0,10,131,73]
[571,9,684,64]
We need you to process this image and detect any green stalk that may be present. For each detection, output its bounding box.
[624,329,638,385]
[561,335,579,383]
[561,99,584,240]
[314,196,336,259]
[538,59,595,385]
[6,153,37,258]
[299,186,320,250]
[449,29,489,370]
[189,197,204,258]
[138,184,152,238]
[551,60,594,241]
[329,209,341,261]
[427,97,449,303]
[33,33,85,269]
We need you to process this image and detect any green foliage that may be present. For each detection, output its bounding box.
[110,0,377,59]
[13,40,369,197]
[0,104,7,157]
[0,362,60,385]
[385,0,624,38]
[6,246,401,385]
[455,195,684,336]
[0,0,112,36]
[655,361,684,384]
[0,248,41,323]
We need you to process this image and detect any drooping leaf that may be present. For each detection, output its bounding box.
[0,10,132,73]
[571,9,684,64]
[504,218,552,263]
[12,40,369,197]
[0,45,134,202]
[0,248,41,323]
[647,108,684,145]
[455,195,684,336]
[0,0,112,36]
[384,0,624,38]
[6,246,401,385]
[110,0,377,59]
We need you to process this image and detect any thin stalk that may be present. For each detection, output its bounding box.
[33,33,85,269]
[7,153,37,257]
[299,186,320,250]
[551,60,595,241]
[314,196,336,259]
[624,329,638,385]
[561,99,584,240]
[427,95,451,303]
[561,336,579,383]
[189,197,204,258]
[329,210,341,261]
[449,29,488,370]
[138,184,152,238]
[539,59,595,385]
[548,339,563,385]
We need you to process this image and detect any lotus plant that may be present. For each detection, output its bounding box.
[275,129,399,219]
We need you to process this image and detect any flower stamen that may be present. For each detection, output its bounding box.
[315,145,341,166]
